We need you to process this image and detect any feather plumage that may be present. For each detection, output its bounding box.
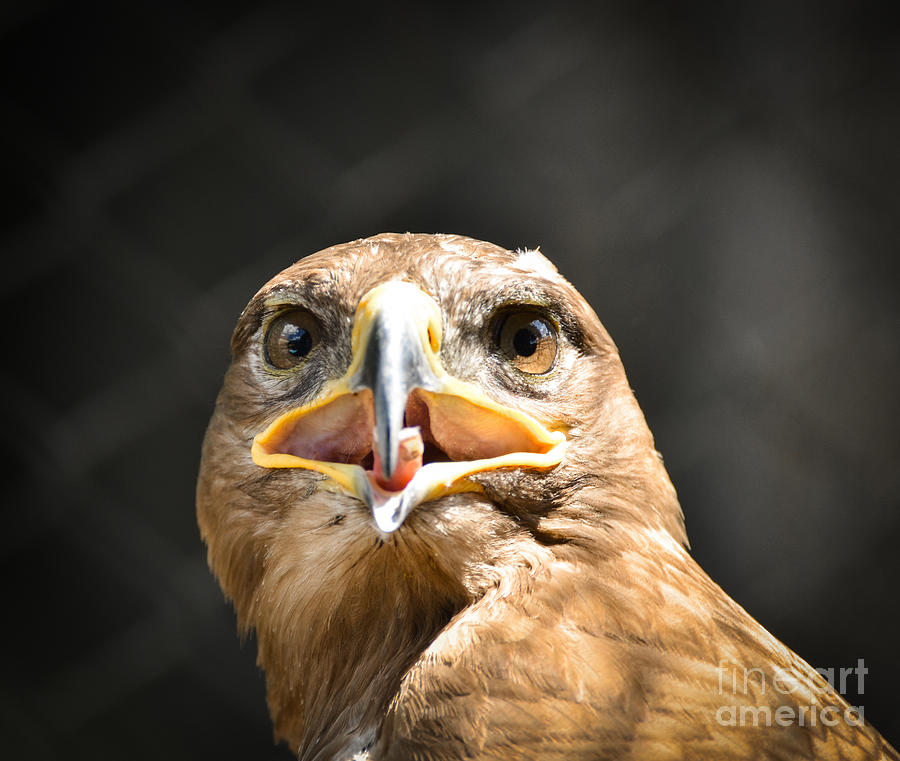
[197,233,896,760]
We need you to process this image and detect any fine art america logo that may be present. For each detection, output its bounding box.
[716,660,867,728]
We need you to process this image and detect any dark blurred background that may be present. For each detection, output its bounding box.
[1,1,898,757]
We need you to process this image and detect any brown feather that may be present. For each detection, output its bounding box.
[197,233,896,760]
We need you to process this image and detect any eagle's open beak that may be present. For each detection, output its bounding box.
[251,282,567,532]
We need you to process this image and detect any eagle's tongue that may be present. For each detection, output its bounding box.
[372,426,424,492]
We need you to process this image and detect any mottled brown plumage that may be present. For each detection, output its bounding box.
[197,233,897,760]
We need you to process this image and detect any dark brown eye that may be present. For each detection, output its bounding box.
[494,310,558,374]
[265,309,321,369]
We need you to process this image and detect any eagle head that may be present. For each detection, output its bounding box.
[197,233,686,756]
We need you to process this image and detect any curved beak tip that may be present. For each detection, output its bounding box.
[372,506,404,534]
[350,283,442,486]
[372,426,424,492]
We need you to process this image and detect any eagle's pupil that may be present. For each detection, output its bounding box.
[513,327,538,357]
[286,327,312,357]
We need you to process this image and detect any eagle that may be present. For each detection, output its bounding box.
[197,233,897,761]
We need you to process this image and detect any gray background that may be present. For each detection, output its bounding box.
[1,1,897,757]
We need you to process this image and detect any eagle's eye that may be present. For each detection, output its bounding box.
[265,309,321,369]
[493,310,558,374]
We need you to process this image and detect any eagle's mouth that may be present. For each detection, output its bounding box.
[251,281,566,532]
